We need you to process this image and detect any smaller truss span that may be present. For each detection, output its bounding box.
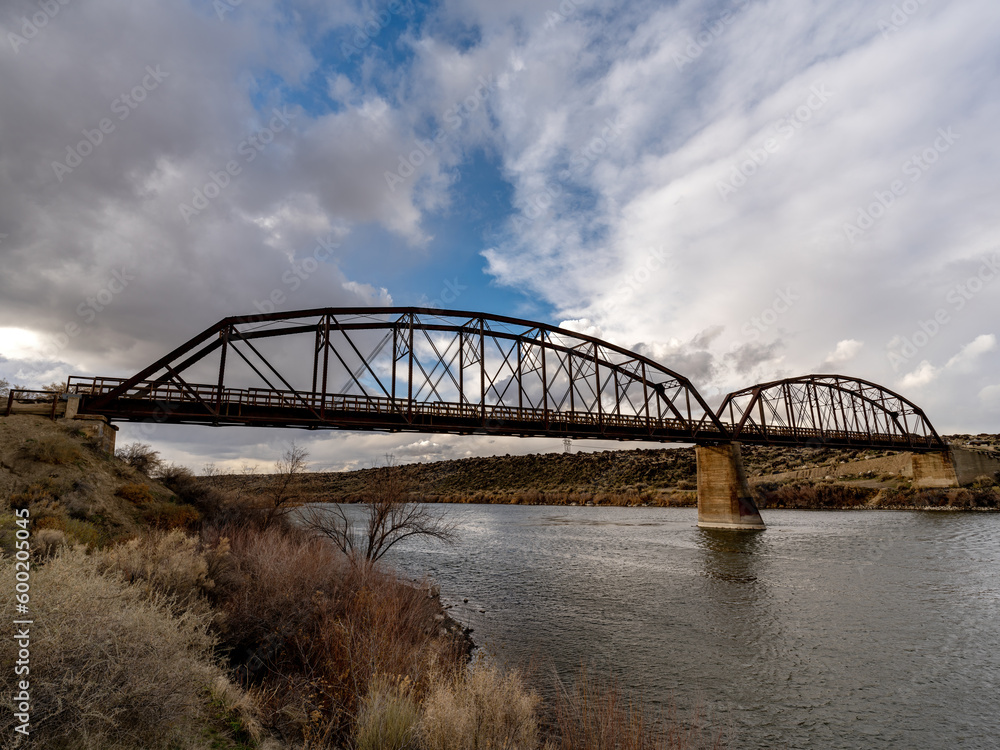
[715,374,946,452]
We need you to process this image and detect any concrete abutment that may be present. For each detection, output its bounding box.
[3,393,118,454]
[912,447,1000,488]
[696,442,765,530]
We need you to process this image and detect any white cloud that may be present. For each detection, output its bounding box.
[945,334,996,372]
[478,0,1000,405]
[0,0,445,377]
[824,339,863,364]
[556,318,604,340]
[0,328,46,361]
[898,360,938,390]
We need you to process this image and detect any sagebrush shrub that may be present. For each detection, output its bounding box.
[0,547,220,749]
[116,482,154,505]
[32,514,66,531]
[101,529,216,608]
[143,501,201,530]
[8,483,57,509]
[420,657,540,750]
[20,434,82,464]
[32,527,67,558]
[62,517,104,547]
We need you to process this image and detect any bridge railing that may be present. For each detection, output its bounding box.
[66,376,704,434]
[733,421,934,448]
[64,375,937,448]
[4,389,67,419]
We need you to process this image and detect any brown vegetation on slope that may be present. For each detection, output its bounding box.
[204,437,1000,510]
[2,415,725,748]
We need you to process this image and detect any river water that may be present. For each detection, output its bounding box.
[323,504,1000,749]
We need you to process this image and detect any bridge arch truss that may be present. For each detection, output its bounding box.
[69,308,729,441]
[715,375,946,451]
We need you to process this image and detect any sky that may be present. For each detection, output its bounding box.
[1,0,998,473]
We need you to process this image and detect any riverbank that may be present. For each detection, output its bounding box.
[204,437,1000,510]
[0,416,505,748]
[1,414,722,748]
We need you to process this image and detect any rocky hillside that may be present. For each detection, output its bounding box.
[206,436,1000,508]
[0,415,196,550]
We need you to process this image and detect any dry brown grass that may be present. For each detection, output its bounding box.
[100,529,217,610]
[31,527,67,557]
[354,673,421,750]
[0,546,226,749]
[553,670,724,750]
[142,499,202,529]
[215,522,464,745]
[19,434,82,464]
[115,482,155,505]
[420,656,541,750]
[160,463,264,526]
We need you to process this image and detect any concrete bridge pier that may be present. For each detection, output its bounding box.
[696,442,765,530]
[911,451,960,488]
[912,447,1000,488]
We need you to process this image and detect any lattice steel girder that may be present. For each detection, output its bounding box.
[715,374,946,450]
[72,312,948,450]
[79,307,728,438]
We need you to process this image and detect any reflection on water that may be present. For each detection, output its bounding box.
[309,504,1000,749]
[697,527,767,582]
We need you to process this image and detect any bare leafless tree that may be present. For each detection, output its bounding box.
[263,442,309,528]
[115,441,163,477]
[301,456,456,563]
[0,378,26,397]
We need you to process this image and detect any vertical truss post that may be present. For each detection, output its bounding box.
[216,325,229,416]
[594,343,602,427]
[541,336,548,427]
[516,339,523,413]
[879,392,892,436]
[568,351,575,414]
[640,362,650,431]
[458,330,464,405]
[320,315,330,419]
[783,382,796,439]
[479,319,486,426]
[311,323,321,395]
[408,314,415,422]
[825,387,841,435]
[391,325,398,407]
[835,385,850,436]
[860,396,872,438]
[611,371,622,419]
[806,382,821,437]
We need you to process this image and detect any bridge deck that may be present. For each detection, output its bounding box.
[66,376,943,451]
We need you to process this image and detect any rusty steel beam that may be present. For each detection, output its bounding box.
[69,310,946,451]
[715,374,945,450]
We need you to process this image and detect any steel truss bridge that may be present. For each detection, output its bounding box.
[67,308,945,452]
